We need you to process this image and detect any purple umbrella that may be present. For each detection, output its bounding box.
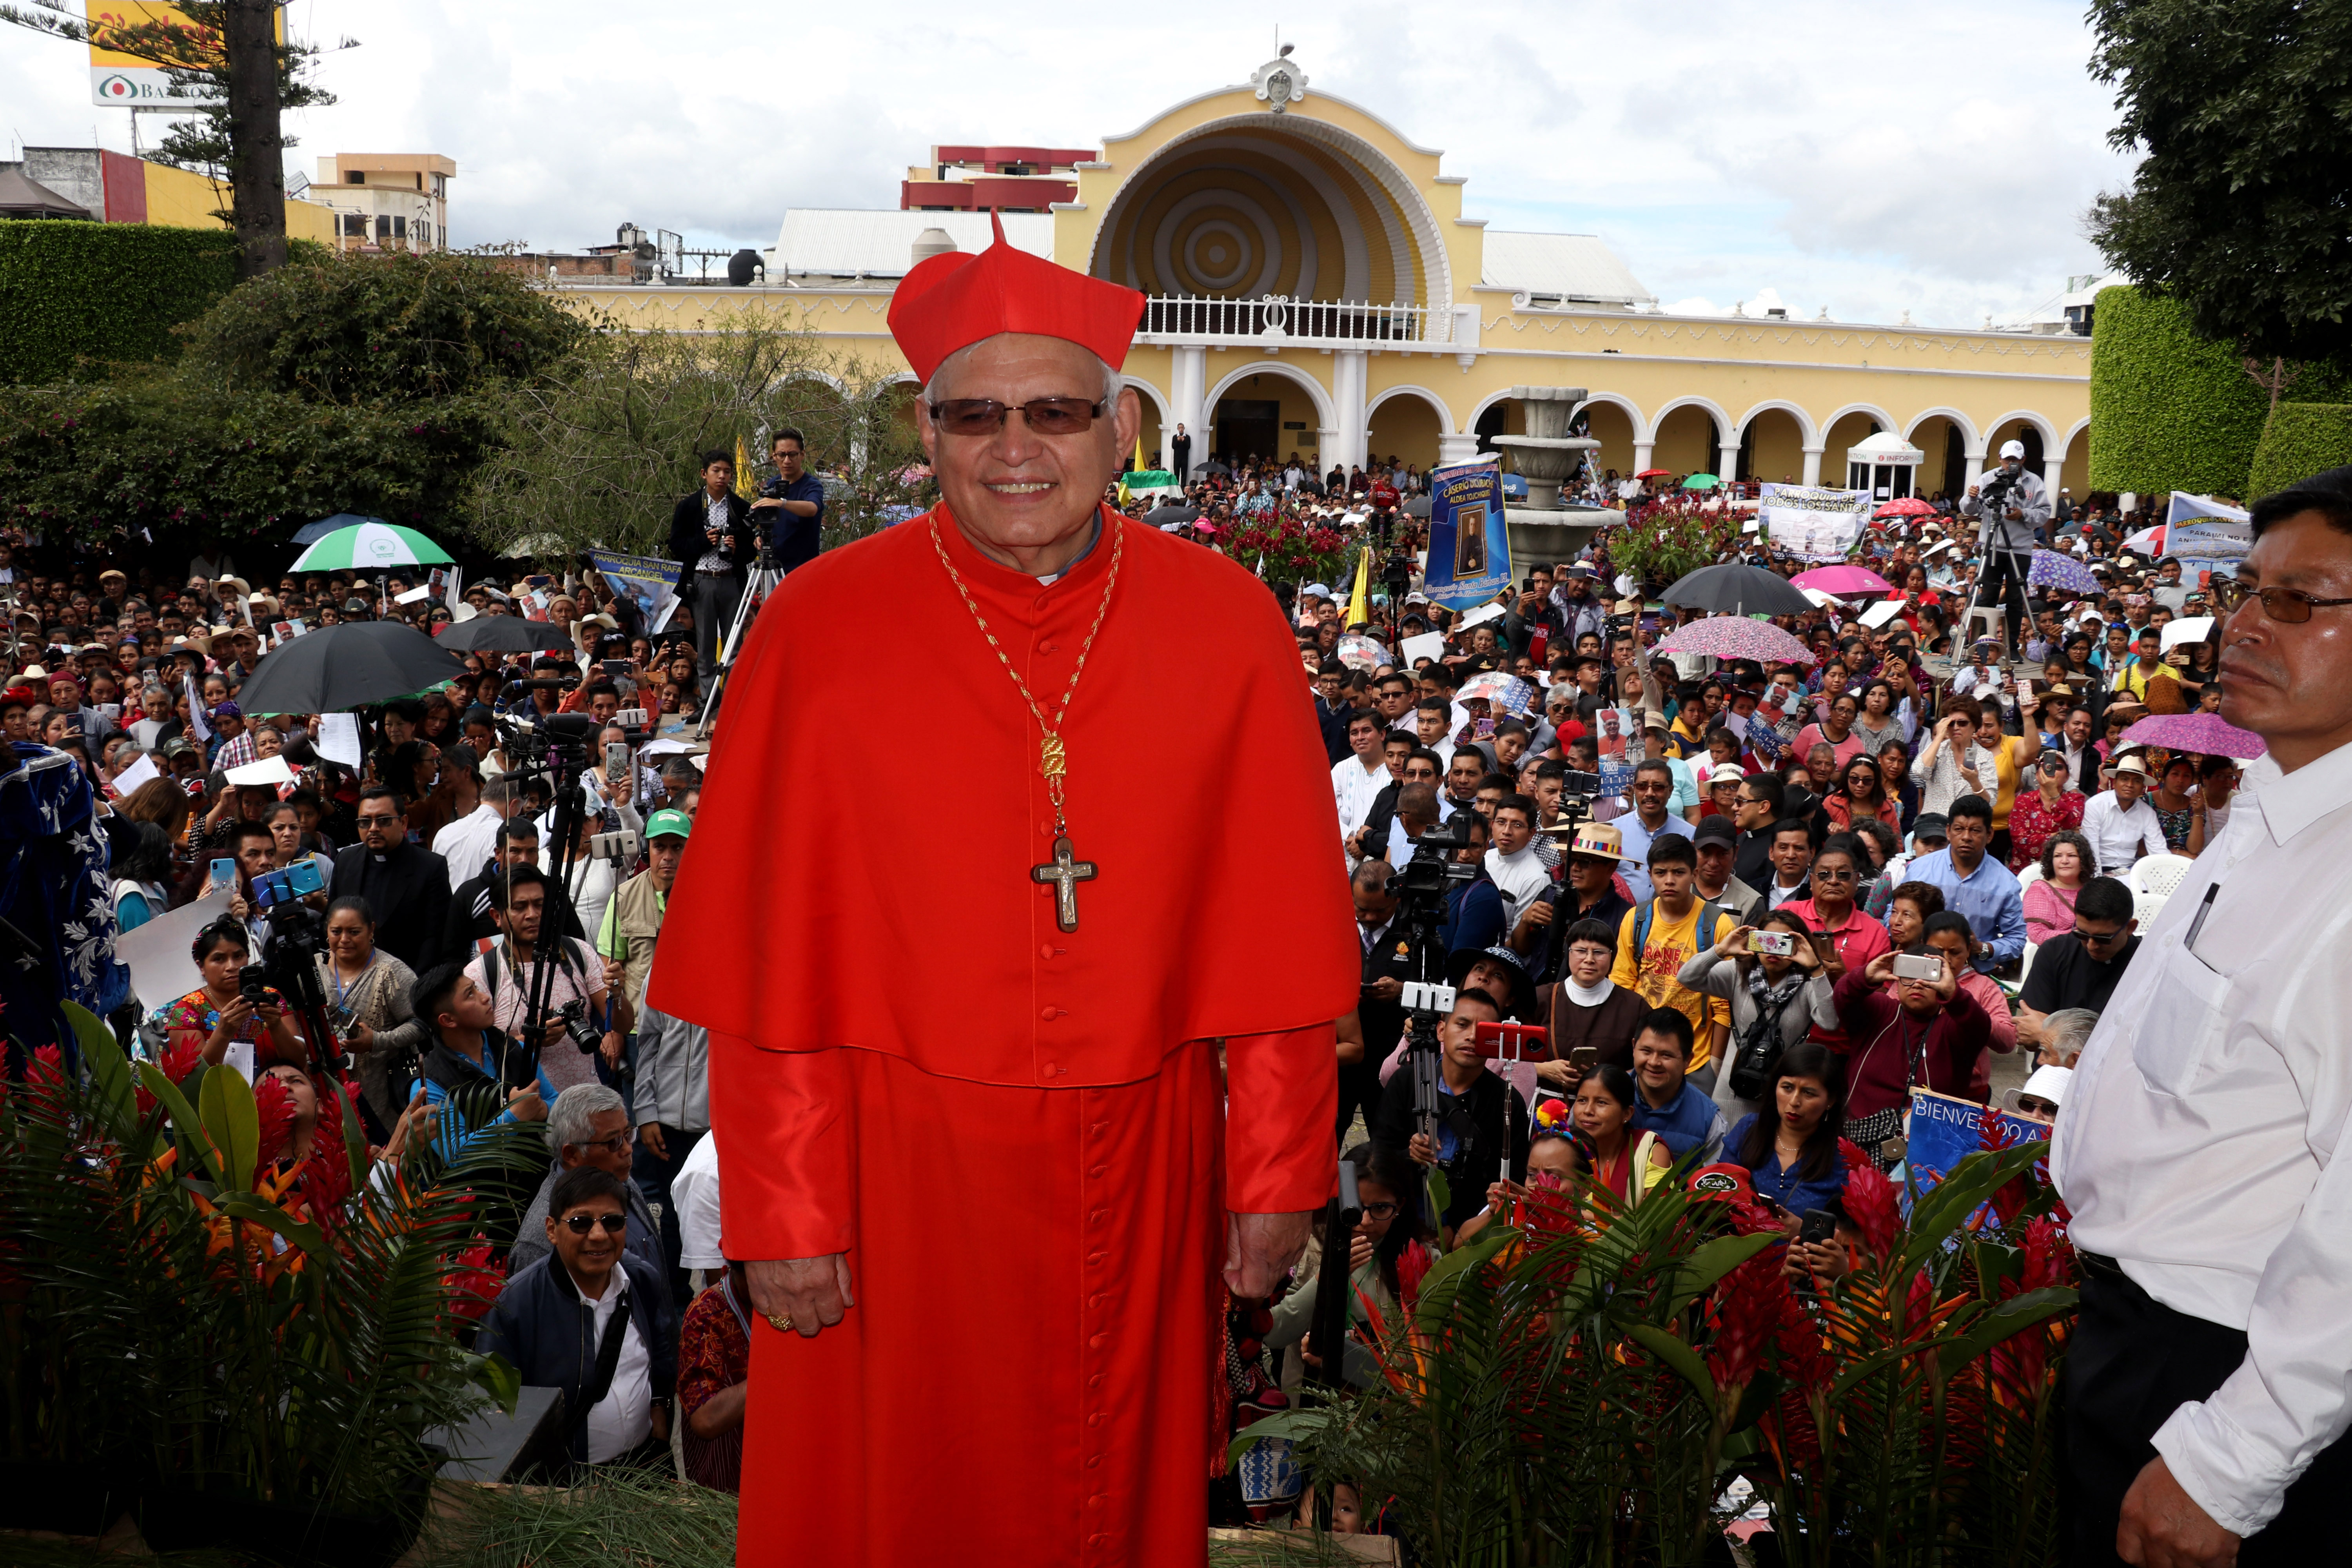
[1791,564,1893,596]
[2030,548,2102,595]
[1653,615,1817,666]
[2120,712,2266,760]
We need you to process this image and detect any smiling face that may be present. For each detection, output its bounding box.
[917,334,1139,569]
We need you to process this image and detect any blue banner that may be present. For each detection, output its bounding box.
[1423,458,1514,610]
[1904,1088,2046,1218]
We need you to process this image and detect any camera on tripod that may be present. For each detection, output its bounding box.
[1386,808,1480,903]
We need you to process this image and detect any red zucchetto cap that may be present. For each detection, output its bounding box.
[888,213,1146,385]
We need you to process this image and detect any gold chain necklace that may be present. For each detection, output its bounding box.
[929,512,1124,930]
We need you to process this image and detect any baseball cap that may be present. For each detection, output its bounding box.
[1911,811,1949,842]
[645,808,693,841]
[1691,815,1739,848]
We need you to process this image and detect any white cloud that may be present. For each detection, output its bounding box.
[0,0,2136,327]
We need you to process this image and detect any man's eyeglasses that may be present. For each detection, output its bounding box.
[2072,924,2129,948]
[355,814,400,829]
[2210,576,2352,624]
[569,1133,632,1157]
[561,1212,628,1235]
[1813,866,1855,881]
[926,397,1105,437]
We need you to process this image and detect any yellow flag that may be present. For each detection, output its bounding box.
[1134,430,1146,473]
[734,435,756,499]
[1346,544,1372,629]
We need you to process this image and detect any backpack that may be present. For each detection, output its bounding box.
[1633,897,1725,959]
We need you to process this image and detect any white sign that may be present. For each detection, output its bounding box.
[91,66,219,106]
[117,887,231,1016]
[1758,484,1873,563]
[2164,492,2253,578]
[316,711,364,769]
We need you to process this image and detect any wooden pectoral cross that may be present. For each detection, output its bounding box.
[1031,835,1098,932]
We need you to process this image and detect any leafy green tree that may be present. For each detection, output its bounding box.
[467,312,932,561]
[2086,0,2352,368]
[0,0,348,278]
[0,250,584,543]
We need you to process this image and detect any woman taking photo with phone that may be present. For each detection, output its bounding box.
[1678,909,1840,1123]
[2007,749,2087,871]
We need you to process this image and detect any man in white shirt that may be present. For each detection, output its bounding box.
[1330,710,1389,841]
[2053,477,2352,1565]
[1483,794,1550,926]
[2078,754,2169,875]
[430,771,523,893]
[1412,697,1456,768]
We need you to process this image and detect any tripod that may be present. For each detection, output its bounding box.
[695,540,785,739]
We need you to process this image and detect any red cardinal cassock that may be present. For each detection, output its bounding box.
[651,219,1357,1567]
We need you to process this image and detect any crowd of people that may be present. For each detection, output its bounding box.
[0,427,2273,1526]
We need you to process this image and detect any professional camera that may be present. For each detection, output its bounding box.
[247,873,339,1069]
[1386,808,1480,902]
[550,995,604,1056]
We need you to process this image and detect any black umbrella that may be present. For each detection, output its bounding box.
[1658,563,1813,618]
[1402,494,1434,518]
[1201,459,1233,475]
[432,615,577,655]
[1141,503,1201,528]
[234,621,468,716]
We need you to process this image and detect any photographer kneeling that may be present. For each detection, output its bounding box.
[411,961,556,1163]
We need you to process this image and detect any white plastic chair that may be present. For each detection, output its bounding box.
[2129,853,2195,899]
[2133,890,2169,929]
[2004,941,2038,999]
[2016,861,2045,889]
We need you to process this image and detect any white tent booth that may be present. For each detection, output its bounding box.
[1845,431,1927,501]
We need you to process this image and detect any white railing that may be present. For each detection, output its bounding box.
[1137,293,1437,345]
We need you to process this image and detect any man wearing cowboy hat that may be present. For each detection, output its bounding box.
[2080,753,2168,876]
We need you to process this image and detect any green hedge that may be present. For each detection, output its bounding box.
[0,220,242,384]
[2247,402,2352,499]
[2088,284,2272,498]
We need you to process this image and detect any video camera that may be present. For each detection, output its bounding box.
[246,868,339,1069]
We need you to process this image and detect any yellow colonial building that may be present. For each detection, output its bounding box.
[563,55,2094,499]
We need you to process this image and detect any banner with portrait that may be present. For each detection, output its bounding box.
[1422,457,1513,610]
[2163,492,2252,581]
[1758,483,1872,562]
[588,550,684,635]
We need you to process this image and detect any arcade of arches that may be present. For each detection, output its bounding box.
[564,55,2094,500]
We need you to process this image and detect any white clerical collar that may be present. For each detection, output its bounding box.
[1034,515,1104,586]
[1566,976,1615,1007]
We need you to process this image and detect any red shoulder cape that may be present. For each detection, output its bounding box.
[651,505,1357,1088]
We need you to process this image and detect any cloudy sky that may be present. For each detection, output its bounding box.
[3,0,2134,328]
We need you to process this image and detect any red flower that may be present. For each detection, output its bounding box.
[1706,1256,1784,1392]
[443,1243,503,1325]
[1395,1239,1433,1311]
[253,1073,297,1171]
[1841,1157,1902,1258]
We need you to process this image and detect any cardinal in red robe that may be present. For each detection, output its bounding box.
[650,217,1357,1566]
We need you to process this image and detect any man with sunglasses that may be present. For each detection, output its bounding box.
[2015,875,2139,1032]
[479,1165,677,1472]
[652,219,1355,1565]
[2056,467,2352,1567]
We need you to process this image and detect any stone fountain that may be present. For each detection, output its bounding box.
[1490,385,1621,566]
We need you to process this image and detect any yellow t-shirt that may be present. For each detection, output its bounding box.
[1610,900,1737,1069]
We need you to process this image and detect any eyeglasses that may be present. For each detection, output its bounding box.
[2210,576,2352,624]
[569,1133,632,1156]
[2017,1096,2060,1118]
[926,397,1105,436]
[1812,866,1855,881]
[1360,1201,1401,1220]
[2071,924,2129,948]
[561,1212,628,1235]
[355,814,400,828]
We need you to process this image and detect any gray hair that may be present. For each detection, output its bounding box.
[918,341,1123,415]
[2042,1009,2100,1067]
[545,1082,626,1155]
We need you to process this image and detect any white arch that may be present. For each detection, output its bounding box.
[2060,415,2092,452]
[1120,374,1171,426]
[1985,407,2062,451]
[1818,401,1897,439]
[1734,398,1818,447]
[1087,114,1452,314]
[1364,384,1457,434]
[1902,405,1979,450]
[1203,359,1338,432]
[1648,394,1738,441]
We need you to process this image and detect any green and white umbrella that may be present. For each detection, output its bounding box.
[289,521,454,573]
